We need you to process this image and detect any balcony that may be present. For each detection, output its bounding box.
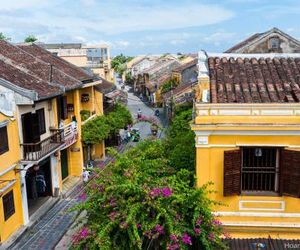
[21,130,64,162]
[60,121,78,150]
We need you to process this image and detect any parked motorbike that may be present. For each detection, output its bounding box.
[151,124,158,136]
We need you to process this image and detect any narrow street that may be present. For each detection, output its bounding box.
[115,77,166,139]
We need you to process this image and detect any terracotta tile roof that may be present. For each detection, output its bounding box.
[18,44,93,81]
[143,59,174,75]
[0,59,62,100]
[95,78,116,94]
[0,41,82,91]
[208,55,300,103]
[162,81,197,101]
[172,58,197,73]
[226,238,300,250]
[145,60,181,92]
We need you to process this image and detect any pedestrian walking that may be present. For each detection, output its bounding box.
[82,168,90,183]
[137,108,142,119]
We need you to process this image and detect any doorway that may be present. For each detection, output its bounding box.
[26,158,53,216]
[61,149,69,180]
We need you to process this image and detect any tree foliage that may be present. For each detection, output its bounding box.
[164,105,195,172]
[111,54,133,76]
[81,103,132,144]
[161,79,177,94]
[71,140,227,250]
[0,32,11,41]
[24,35,38,43]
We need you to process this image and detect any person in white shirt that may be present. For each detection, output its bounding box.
[82,169,90,183]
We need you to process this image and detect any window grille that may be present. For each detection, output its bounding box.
[3,190,15,221]
[242,147,279,192]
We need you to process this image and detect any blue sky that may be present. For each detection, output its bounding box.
[1,0,300,56]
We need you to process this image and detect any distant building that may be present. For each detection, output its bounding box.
[41,43,112,81]
[162,58,198,119]
[226,27,300,53]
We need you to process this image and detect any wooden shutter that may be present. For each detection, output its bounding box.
[3,190,15,221]
[224,150,241,196]
[0,126,9,154]
[37,109,46,135]
[280,149,300,197]
[61,96,68,120]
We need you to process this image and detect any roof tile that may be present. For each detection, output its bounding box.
[208,55,300,103]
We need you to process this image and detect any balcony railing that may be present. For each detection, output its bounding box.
[61,121,78,149]
[86,61,103,68]
[21,130,64,162]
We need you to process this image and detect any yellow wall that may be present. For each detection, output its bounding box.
[0,113,23,243]
[193,104,300,239]
[68,90,84,177]
[94,90,104,116]
[61,56,87,67]
[61,56,113,81]
[171,72,181,84]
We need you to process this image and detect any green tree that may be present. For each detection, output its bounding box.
[161,79,177,94]
[24,35,37,43]
[165,106,195,172]
[71,140,227,250]
[81,103,132,144]
[0,32,11,41]
[111,54,133,76]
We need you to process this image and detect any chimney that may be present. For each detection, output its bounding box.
[197,50,210,103]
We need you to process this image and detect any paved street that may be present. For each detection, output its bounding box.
[116,77,166,139]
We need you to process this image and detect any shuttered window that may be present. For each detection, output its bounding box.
[61,96,68,120]
[37,108,46,135]
[223,150,241,196]
[224,147,300,197]
[57,96,68,121]
[0,126,9,155]
[241,147,279,193]
[281,149,300,197]
[3,190,15,221]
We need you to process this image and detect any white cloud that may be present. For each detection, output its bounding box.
[203,31,236,46]
[112,40,131,49]
[0,1,234,39]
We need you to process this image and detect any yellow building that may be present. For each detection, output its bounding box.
[192,51,300,240]
[41,43,113,81]
[0,111,23,243]
[0,40,105,243]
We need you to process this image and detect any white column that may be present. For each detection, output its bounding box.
[50,154,60,196]
[20,171,29,225]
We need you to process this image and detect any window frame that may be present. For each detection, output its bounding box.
[2,190,15,221]
[240,147,280,196]
[269,37,280,50]
[0,125,9,155]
